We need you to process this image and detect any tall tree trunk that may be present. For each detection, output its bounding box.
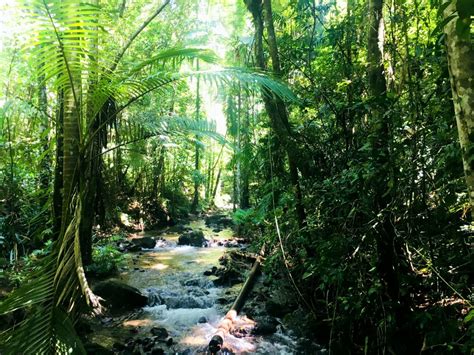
[38,79,50,208]
[191,59,201,213]
[61,88,80,235]
[53,90,64,237]
[245,0,306,227]
[240,98,251,209]
[443,2,474,219]
[79,5,100,266]
[367,0,400,301]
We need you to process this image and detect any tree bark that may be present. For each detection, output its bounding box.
[191,60,201,213]
[240,102,251,209]
[367,0,400,301]
[53,90,64,237]
[443,1,474,219]
[245,0,306,226]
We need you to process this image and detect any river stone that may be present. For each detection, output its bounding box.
[178,230,207,247]
[166,295,210,309]
[198,316,207,323]
[146,288,164,306]
[151,327,168,339]
[131,236,156,249]
[93,280,147,310]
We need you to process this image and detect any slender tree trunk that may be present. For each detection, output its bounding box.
[236,85,242,208]
[245,0,306,226]
[240,99,251,209]
[191,59,201,213]
[38,79,50,208]
[212,168,222,204]
[367,0,400,301]
[443,2,474,219]
[53,90,64,237]
[79,6,100,265]
[61,87,80,234]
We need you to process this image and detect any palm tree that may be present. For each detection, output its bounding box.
[0,1,295,353]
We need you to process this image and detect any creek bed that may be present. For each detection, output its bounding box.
[88,217,304,354]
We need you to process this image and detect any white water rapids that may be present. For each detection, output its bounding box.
[89,219,318,354]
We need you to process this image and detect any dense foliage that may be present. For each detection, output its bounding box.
[0,0,473,353]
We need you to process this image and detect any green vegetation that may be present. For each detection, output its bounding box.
[0,0,473,353]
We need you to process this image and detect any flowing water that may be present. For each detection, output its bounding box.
[90,218,313,354]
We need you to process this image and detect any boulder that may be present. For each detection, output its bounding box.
[252,316,279,335]
[93,280,148,311]
[150,327,168,339]
[131,236,156,249]
[178,230,207,247]
[198,316,207,323]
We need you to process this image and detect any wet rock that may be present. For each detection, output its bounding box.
[146,288,163,306]
[166,337,173,346]
[252,316,279,335]
[203,270,213,276]
[150,327,168,339]
[178,230,207,247]
[100,316,113,325]
[124,339,135,350]
[213,267,243,286]
[217,297,229,304]
[182,278,212,288]
[141,337,154,351]
[198,316,207,323]
[166,295,210,308]
[93,280,148,311]
[128,244,141,252]
[131,236,156,249]
[182,278,201,287]
[151,347,164,355]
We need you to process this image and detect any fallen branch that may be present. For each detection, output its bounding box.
[208,245,265,354]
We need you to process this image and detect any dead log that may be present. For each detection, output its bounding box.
[209,245,265,354]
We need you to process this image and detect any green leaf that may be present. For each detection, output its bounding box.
[464,309,474,323]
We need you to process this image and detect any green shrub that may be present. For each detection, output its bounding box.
[87,244,128,277]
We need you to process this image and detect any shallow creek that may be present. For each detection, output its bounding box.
[89,218,303,354]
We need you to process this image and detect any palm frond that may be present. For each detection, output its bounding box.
[127,112,233,149]
[0,195,98,354]
[127,47,219,75]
